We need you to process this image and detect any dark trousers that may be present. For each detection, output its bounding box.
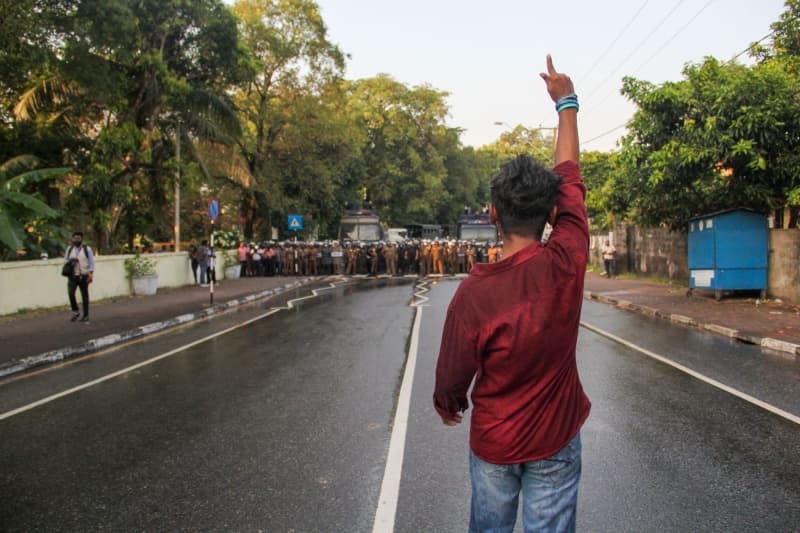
[68,275,90,317]
[604,259,616,277]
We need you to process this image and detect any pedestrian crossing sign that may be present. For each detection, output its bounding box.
[288,214,303,231]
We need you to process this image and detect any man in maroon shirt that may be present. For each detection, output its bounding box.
[433,56,590,533]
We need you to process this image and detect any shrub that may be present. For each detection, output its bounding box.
[124,252,157,278]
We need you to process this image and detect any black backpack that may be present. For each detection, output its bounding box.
[62,245,89,277]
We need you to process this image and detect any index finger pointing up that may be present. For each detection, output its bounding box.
[546,54,556,75]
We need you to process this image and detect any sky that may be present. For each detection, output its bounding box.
[311,0,787,151]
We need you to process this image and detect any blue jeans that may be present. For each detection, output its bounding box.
[469,432,582,533]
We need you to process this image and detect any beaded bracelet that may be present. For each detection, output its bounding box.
[555,93,579,113]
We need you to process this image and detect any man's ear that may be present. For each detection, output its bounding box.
[489,204,498,224]
[548,205,558,226]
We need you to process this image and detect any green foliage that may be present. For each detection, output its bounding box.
[211,229,242,249]
[346,75,457,225]
[580,151,620,230]
[564,1,800,231]
[231,0,353,239]
[0,156,71,259]
[7,0,250,254]
[124,252,156,278]
[481,125,555,165]
[612,51,800,229]
[222,251,241,269]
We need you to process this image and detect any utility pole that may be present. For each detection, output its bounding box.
[174,120,181,253]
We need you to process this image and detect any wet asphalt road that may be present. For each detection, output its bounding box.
[1,277,798,532]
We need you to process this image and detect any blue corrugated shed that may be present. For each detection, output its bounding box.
[688,209,768,300]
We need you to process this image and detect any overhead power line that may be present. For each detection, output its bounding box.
[585,0,687,98]
[632,0,715,73]
[728,29,777,63]
[584,0,714,115]
[582,123,628,147]
[579,13,794,150]
[578,0,651,85]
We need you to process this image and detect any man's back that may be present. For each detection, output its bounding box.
[435,161,590,464]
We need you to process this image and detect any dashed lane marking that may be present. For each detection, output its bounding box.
[581,321,800,426]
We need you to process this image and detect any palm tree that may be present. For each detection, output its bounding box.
[0,156,71,256]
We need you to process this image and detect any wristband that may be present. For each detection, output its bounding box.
[555,93,579,113]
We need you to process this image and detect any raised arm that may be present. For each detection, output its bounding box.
[540,55,579,166]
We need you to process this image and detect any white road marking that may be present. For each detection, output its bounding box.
[0,281,349,421]
[410,279,431,307]
[372,303,423,533]
[581,321,800,426]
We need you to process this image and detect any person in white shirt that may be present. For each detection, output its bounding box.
[63,231,96,322]
[601,239,617,278]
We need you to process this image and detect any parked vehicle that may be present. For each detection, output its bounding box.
[405,223,442,240]
[338,207,385,243]
[456,213,497,243]
[387,227,408,243]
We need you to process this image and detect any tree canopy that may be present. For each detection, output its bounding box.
[586,0,800,230]
[2,0,799,258]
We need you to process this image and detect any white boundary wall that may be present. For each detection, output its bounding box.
[0,252,231,315]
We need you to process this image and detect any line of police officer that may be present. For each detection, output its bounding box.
[236,240,504,277]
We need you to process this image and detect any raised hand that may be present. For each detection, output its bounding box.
[539,54,575,102]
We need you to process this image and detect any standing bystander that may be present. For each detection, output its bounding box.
[188,242,199,285]
[64,231,96,323]
[602,239,617,277]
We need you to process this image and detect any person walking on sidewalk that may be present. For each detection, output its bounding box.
[602,239,617,278]
[434,55,590,533]
[64,231,96,323]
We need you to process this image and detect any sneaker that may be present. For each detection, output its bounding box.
[79,316,90,323]
[70,311,80,322]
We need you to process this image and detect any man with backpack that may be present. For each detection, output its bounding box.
[63,231,96,323]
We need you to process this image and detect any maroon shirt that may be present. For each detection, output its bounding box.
[433,160,591,464]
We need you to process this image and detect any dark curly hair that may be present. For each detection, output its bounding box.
[490,155,562,239]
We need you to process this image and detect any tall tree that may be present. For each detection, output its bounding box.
[347,75,452,225]
[615,54,800,229]
[231,0,350,239]
[13,0,250,251]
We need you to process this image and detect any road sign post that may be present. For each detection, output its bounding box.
[209,200,219,304]
[288,214,303,239]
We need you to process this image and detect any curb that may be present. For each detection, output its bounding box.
[583,291,800,357]
[0,277,319,379]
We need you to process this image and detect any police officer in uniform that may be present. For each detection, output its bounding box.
[383,242,398,276]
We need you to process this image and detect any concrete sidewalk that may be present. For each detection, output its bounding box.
[584,271,800,356]
[0,276,321,377]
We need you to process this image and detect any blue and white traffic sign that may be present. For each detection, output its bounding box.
[209,199,219,221]
[288,214,303,231]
